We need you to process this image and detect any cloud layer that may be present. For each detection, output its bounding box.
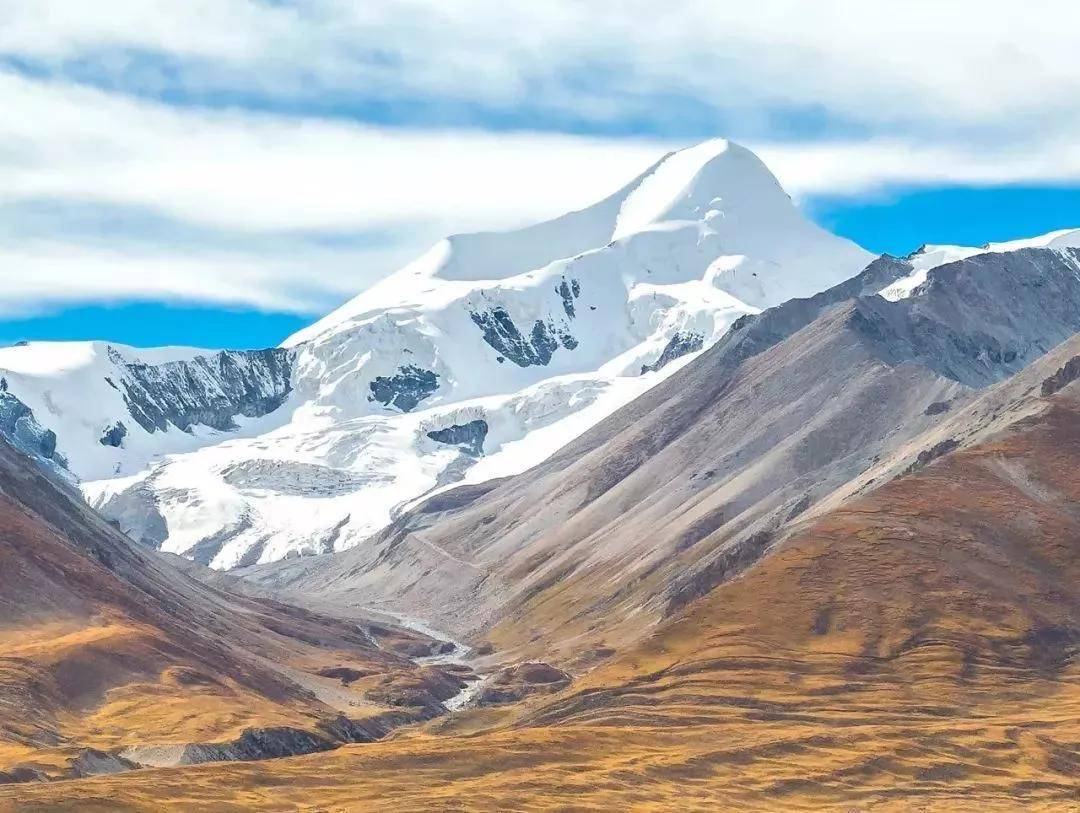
[7,1,1080,140]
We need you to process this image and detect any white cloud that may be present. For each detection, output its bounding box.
[4,1,1080,140]
[757,140,1080,198]
[0,72,669,233]
[0,71,669,315]
[0,237,421,317]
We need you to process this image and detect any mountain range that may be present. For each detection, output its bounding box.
[0,139,1077,811]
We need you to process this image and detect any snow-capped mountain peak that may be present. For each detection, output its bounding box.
[289,139,865,346]
[0,139,873,569]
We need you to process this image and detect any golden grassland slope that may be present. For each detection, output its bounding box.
[6,353,1078,810]
[0,440,463,783]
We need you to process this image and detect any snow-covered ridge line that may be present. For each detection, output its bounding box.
[0,341,294,482]
[879,228,1080,302]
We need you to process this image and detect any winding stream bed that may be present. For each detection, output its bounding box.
[365,609,488,710]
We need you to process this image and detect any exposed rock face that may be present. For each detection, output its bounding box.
[99,421,127,447]
[120,726,338,768]
[640,331,704,374]
[426,420,488,457]
[369,365,440,412]
[1041,355,1080,396]
[112,347,293,434]
[849,248,1080,387]
[557,277,581,318]
[0,390,65,468]
[98,479,169,550]
[66,749,137,778]
[907,438,960,474]
[469,308,577,367]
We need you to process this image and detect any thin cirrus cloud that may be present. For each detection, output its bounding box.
[2,1,1080,325]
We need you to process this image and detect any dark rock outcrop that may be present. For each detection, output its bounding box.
[427,419,488,457]
[641,331,705,374]
[99,420,127,447]
[369,365,440,412]
[906,439,960,474]
[0,390,65,468]
[317,666,377,685]
[470,308,577,367]
[557,277,580,318]
[1041,355,1080,396]
[120,727,335,768]
[665,530,775,616]
[112,346,293,434]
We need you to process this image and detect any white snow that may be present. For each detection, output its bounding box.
[1,139,873,569]
[612,139,731,240]
[986,227,1080,252]
[879,228,1080,302]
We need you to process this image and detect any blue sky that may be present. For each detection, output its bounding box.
[4,2,1080,348]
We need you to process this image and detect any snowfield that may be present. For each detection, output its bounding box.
[0,139,873,568]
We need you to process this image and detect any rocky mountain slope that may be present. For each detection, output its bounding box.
[0,436,473,784]
[12,324,1079,812]
[0,139,872,569]
[246,240,1080,661]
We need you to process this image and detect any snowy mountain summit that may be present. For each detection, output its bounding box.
[0,139,872,568]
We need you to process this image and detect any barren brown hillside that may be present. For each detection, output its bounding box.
[0,440,465,784]
[6,343,1078,811]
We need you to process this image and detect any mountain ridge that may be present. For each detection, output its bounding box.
[242,240,1080,666]
[3,144,1080,808]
